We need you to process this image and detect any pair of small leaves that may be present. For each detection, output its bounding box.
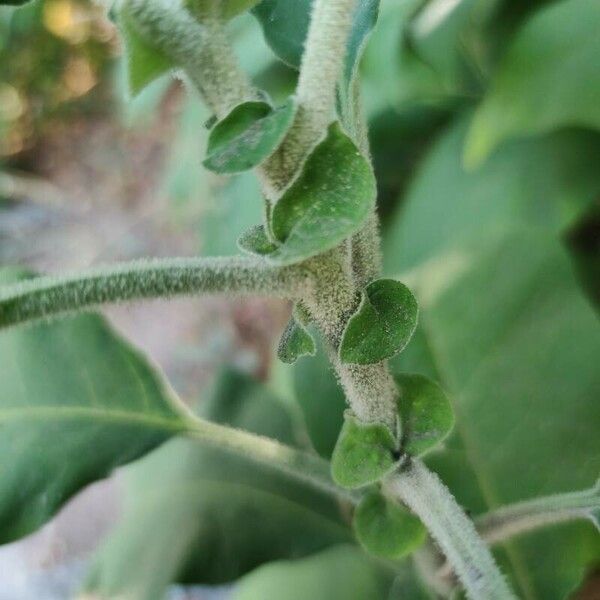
[277,304,316,364]
[340,278,418,365]
[203,100,296,174]
[331,374,453,489]
[354,491,426,560]
[239,122,376,267]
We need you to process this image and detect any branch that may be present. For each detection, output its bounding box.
[384,459,517,600]
[182,414,358,505]
[476,479,600,545]
[0,257,310,329]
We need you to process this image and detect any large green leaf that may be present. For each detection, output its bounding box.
[384,117,600,274]
[465,0,600,166]
[267,122,376,265]
[391,232,600,599]
[232,544,393,600]
[86,368,351,598]
[0,268,188,543]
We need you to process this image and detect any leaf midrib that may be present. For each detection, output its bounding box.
[0,405,187,431]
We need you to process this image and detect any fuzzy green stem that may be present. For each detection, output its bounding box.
[182,415,357,504]
[0,257,310,329]
[476,480,600,545]
[384,460,517,600]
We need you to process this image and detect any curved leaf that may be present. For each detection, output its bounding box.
[395,373,454,457]
[465,0,600,167]
[203,100,296,174]
[331,412,397,489]
[353,491,426,559]
[339,278,418,365]
[267,123,376,266]
[0,269,188,543]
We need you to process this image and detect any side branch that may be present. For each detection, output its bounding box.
[476,480,600,545]
[384,459,517,600]
[182,415,357,505]
[0,257,310,329]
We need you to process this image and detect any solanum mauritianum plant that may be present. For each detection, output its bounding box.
[0,0,599,598]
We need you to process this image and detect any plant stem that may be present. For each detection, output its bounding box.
[182,414,358,505]
[125,0,253,119]
[384,459,517,600]
[0,257,310,329]
[476,480,600,545]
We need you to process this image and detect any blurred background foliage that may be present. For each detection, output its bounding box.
[0,0,599,598]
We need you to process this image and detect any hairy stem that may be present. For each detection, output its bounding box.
[262,0,360,194]
[476,480,600,545]
[384,459,517,600]
[0,257,310,329]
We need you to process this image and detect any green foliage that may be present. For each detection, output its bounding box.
[292,335,347,458]
[396,373,454,457]
[277,305,316,364]
[331,411,398,489]
[86,368,351,597]
[392,232,600,599]
[232,545,393,600]
[0,269,188,543]
[204,99,296,173]
[267,122,375,265]
[465,0,600,166]
[353,491,426,559]
[340,278,418,365]
[119,9,174,97]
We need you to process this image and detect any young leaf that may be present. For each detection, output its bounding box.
[339,278,418,365]
[0,269,189,543]
[331,412,398,489]
[395,373,454,457]
[353,491,426,559]
[277,305,316,364]
[267,123,376,266]
[238,224,279,256]
[465,0,600,167]
[203,100,296,174]
[119,9,174,97]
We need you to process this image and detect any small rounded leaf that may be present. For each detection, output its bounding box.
[396,374,454,457]
[331,412,398,489]
[238,225,279,256]
[203,100,295,174]
[267,123,376,266]
[277,307,316,364]
[340,279,418,365]
[354,491,426,559]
